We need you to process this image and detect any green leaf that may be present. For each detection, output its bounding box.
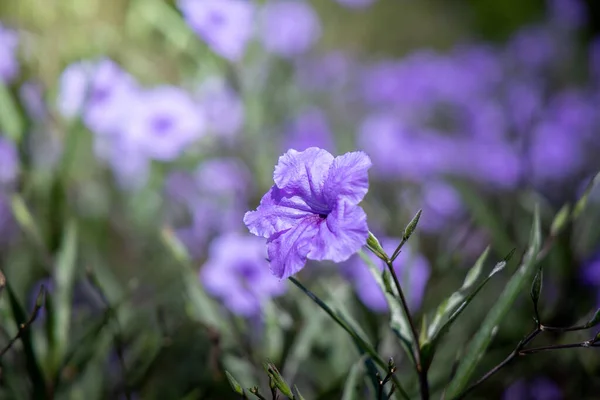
[366,231,388,261]
[289,277,409,400]
[402,209,422,242]
[50,219,78,373]
[391,209,422,261]
[424,250,511,368]
[573,171,600,219]
[263,362,293,399]
[293,385,306,400]
[445,206,542,399]
[359,251,413,357]
[0,80,24,142]
[225,371,246,396]
[342,356,367,400]
[427,247,490,340]
[530,265,543,319]
[585,309,600,329]
[10,195,45,249]
[550,203,571,237]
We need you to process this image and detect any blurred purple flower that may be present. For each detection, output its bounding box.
[57,61,94,119]
[283,108,336,152]
[197,77,245,139]
[0,136,18,186]
[529,121,583,183]
[506,26,556,72]
[179,0,254,62]
[194,157,252,198]
[83,59,139,136]
[124,85,205,161]
[419,181,463,232]
[259,1,321,58]
[244,147,371,279]
[200,233,287,316]
[0,23,19,83]
[548,0,587,29]
[167,158,253,255]
[294,51,356,92]
[335,0,376,9]
[503,377,562,400]
[342,237,430,312]
[94,135,150,190]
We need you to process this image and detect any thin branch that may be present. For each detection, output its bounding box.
[0,285,46,358]
[452,327,542,400]
[385,260,429,400]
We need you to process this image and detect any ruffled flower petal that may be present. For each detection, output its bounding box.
[309,200,368,262]
[324,151,372,205]
[273,147,333,210]
[267,215,321,279]
[243,186,314,238]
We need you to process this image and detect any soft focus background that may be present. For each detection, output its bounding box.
[0,0,600,399]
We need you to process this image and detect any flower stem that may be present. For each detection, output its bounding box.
[385,260,429,400]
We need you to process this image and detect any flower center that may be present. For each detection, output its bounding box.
[151,115,174,135]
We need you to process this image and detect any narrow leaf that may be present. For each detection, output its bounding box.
[445,207,542,399]
[263,362,293,398]
[573,171,600,219]
[426,254,509,360]
[289,277,409,400]
[225,371,246,396]
[427,247,490,339]
[585,309,600,329]
[550,203,571,237]
[530,265,543,318]
[342,356,367,400]
[0,81,24,142]
[359,251,413,355]
[403,209,422,241]
[51,219,78,373]
[293,385,306,400]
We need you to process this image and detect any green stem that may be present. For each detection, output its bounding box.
[385,260,429,400]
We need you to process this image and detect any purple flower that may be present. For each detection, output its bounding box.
[259,1,321,58]
[56,61,94,120]
[548,0,587,29]
[294,51,356,92]
[503,377,562,400]
[197,77,245,139]
[166,158,253,255]
[244,147,371,279]
[419,181,463,232]
[200,233,287,316]
[283,108,336,152]
[179,0,254,62]
[342,237,430,312]
[0,136,18,186]
[506,26,556,72]
[335,0,376,9]
[83,59,139,136]
[94,135,150,190]
[124,85,205,161]
[0,23,19,84]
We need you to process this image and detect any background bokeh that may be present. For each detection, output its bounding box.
[0,0,600,399]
